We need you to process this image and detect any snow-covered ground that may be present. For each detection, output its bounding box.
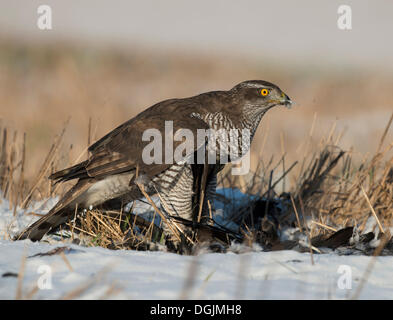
[1,191,393,300]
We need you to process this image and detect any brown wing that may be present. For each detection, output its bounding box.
[50,100,210,183]
[86,115,210,179]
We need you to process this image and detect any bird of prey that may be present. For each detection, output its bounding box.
[16,80,292,246]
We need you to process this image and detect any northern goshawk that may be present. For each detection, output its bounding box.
[16,80,292,246]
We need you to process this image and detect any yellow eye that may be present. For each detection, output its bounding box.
[261,89,269,96]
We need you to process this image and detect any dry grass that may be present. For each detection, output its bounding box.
[2,113,391,254]
[294,116,393,236]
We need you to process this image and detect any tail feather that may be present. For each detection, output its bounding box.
[49,160,89,183]
[15,179,93,241]
[15,207,71,241]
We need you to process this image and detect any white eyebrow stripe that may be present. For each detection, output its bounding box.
[239,82,271,89]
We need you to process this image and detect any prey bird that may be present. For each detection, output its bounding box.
[16,80,292,246]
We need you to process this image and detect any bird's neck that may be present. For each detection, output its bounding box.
[241,104,266,138]
[191,103,265,136]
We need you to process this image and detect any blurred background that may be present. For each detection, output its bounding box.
[1,0,392,184]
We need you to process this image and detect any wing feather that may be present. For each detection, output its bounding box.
[50,100,210,183]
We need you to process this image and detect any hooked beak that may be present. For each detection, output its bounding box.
[280,92,293,109]
[267,92,293,110]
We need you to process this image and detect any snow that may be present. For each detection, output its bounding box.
[1,191,393,300]
[2,240,393,299]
